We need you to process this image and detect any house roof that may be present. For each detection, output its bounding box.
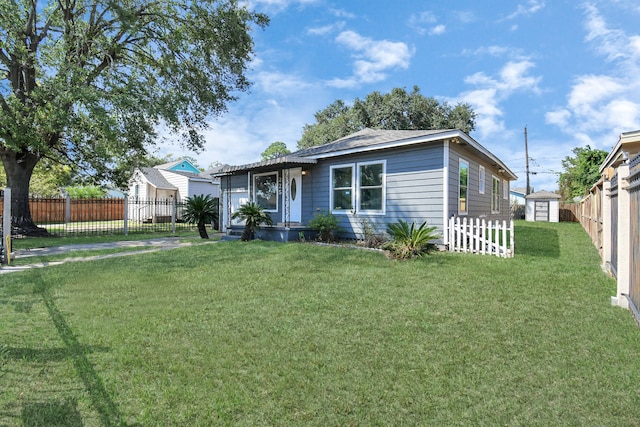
[140,167,177,190]
[213,128,517,180]
[212,156,318,176]
[510,187,528,196]
[599,129,640,174]
[525,190,561,199]
[292,128,453,157]
[163,169,217,183]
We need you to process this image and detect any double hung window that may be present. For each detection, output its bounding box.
[331,161,385,214]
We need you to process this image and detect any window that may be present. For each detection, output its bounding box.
[491,176,500,212]
[331,165,354,211]
[479,166,485,194]
[254,172,278,211]
[459,159,469,214]
[503,179,508,200]
[331,161,385,214]
[359,161,384,212]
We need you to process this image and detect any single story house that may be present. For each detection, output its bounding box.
[214,128,517,242]
[129,159,219,201]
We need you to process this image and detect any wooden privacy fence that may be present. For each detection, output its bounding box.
[626,155,640,316]
[448,216,514,258]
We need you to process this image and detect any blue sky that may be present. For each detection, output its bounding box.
[161,0,640,192]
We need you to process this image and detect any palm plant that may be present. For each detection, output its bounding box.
[385,220,439,259]
[182,194,218,239]
[231,201,273,241]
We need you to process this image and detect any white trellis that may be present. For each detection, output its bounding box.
[448,216,514,258]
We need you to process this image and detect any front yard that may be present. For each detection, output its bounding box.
[1,222,639,425]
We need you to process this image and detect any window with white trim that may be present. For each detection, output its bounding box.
[331,164,354,211]
[358,161,385,212]
[491,176,500,213]
[331,161,386,214]
[479,166,485,194]
[459,159,469,214]
[503,179,508,200]
[254,172,278,211]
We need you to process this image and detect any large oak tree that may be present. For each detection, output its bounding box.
[298,86,477,149]
[0,0,268,235]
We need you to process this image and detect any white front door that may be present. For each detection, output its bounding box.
[285,168,302,223]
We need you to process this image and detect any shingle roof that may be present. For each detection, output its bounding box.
[213,128,517,180]
[212,156,317,176]
[292,128,454,157]
[139,167,177,189]
[525,190,561,199]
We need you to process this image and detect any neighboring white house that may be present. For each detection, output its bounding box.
[129,159,219,201]
[128,159,219,223]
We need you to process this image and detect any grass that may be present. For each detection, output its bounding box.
[1,221,639,425]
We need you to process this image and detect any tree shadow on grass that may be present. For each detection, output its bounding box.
[30,279,129,427]
[22,398,84,427]
[515,223,561,258]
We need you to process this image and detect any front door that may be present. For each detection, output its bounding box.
[285,168,302,223]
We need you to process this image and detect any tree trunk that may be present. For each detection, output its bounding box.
[1,148,49,236]
[197,221,209,239]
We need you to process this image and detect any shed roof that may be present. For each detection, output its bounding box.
[525,190,561,199]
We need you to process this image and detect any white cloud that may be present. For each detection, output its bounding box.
[329,8,356,19]
[545,5,640,147]
[307,21,345,36]
[409,11,440,35]
[327,30,413,88]
[457,60,541,139]
[429,25,446,36]
[502,0,545,21]
[246,0,319,13]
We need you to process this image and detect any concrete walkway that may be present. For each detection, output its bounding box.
[1,237,218,274]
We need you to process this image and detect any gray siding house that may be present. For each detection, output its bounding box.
[214,128,517,243]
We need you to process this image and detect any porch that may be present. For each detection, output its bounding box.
[226,223,316,242]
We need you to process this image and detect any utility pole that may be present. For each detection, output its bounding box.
[524,126,531,195]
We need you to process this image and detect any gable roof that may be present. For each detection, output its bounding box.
[292,128,453,158]
[525,190,561,199]
[213,128,517,180]
[139,167,177,190]
[154,159,200,172]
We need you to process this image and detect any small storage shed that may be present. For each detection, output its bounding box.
[525,190,561,222]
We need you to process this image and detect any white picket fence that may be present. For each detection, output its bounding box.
[448,216,514,258]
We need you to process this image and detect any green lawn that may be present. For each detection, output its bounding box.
[1,222,639,425]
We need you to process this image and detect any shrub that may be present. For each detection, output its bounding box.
[183,194,218,239]
[231,202,273,241]
[360,218,386,248]
[384,220,439,259]
[308,211,341,242]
